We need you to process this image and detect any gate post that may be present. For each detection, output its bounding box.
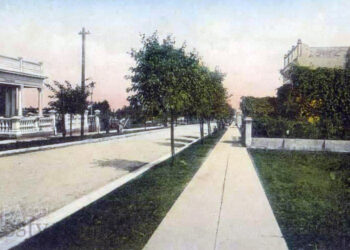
[49,110,57,135]
[245,117,252,147]
[236,112,242,128]
[94,110,101,133]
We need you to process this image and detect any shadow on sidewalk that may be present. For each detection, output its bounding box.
[221,136,242,147]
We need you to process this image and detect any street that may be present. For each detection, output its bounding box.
[0,124,213,236]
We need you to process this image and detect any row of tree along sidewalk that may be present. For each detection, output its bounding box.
[45,32,234,157]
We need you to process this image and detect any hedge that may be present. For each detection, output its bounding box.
[252,117,350,140]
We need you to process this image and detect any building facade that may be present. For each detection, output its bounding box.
[0,54,55,138]
[281,39,350,84]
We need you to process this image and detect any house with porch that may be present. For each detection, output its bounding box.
[0,54,55,138]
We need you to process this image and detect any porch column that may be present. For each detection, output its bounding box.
[5,87,10,117]
[11,88,16,116]
[38,88,43,116]
[17,85,23,117]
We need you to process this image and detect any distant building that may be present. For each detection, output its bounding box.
[281,39,350,84]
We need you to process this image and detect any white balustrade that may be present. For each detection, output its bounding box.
[39,117,54,132]
[0,118,13,133]
[0,115,55,138]
[0,111,101,138]
[20,117,37,133]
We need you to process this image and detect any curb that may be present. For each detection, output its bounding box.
[0,133,209,250]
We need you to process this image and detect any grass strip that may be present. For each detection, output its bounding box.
[14,129,225,250]
[250,149,350,250]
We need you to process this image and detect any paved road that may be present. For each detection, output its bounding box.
[0,124,213,237]
[144,126,288,250]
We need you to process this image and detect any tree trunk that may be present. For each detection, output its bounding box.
[199,119,204,144]
[62,114,66,138]
[80,110,84,138]
[106,116,110,134]
[207,119,211,135]
[163,114,168,127]
[70,114,73,137]
[170,113,175,160]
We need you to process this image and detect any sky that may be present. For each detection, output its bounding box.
[1,0,350,110]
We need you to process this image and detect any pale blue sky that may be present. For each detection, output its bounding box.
[1,0,349,108]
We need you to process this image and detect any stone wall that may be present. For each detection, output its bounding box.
[250,137,350,153]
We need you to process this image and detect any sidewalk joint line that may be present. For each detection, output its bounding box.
[213,152,230,250]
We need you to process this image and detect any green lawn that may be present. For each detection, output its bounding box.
[250,149,350,250]
[15,129,225,250]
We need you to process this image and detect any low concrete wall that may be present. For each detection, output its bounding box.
[284,139,324,151]
[250,137,350,153]
[245,117,350,153]
[325,140,350,153]
[251,138,284,150]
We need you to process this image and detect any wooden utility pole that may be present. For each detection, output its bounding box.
[79,27,90,137]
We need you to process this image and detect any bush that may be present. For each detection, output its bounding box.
[252,117,323,139]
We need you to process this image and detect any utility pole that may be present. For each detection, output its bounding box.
[78,27,90,137]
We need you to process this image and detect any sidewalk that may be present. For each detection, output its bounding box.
[144,126,288,250]
[0,126,164,146]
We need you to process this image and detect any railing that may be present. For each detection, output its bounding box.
[20,117,37,134]
[39,117,54,132]
[0,54,43,75]
[0,118,13,133]
[283,39,303,69]
[0,116,55,138]
[0,110,100,138]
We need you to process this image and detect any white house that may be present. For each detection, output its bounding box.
[0,54,55,138]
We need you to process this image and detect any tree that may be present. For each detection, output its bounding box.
[187,64,211,142]
[127,33,191,159]
[211,74,232,130]
[46,81,92,138]
[46,81,71,138]
[187,61,228,141]
[207,69,227,133]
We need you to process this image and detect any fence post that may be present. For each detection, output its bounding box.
[34,117,40,132]
[95,109,101,133]
[49,110,57,135]
[65,114,70,133]
[11,117,22,138]
[245,117,252,147]
[84,110,89,132]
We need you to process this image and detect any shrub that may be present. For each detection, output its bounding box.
[252,117,323,139]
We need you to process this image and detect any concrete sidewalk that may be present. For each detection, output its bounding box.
[144,126,288,250]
